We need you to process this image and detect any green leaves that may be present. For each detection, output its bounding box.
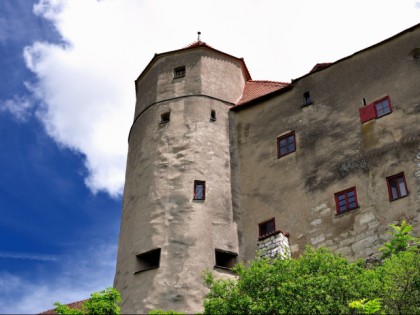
[54,288,121,315]
[203,222,420,315]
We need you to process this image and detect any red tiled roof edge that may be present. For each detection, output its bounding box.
[233,80,291,110]
[309,62,332,73]
[39,299,89,314]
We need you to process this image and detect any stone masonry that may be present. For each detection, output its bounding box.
[257,232,291,260]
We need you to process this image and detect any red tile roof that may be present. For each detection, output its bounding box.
[184,40,213,49]
[236,80,290,105]
[39,299,89,314]
[309,62,332,73]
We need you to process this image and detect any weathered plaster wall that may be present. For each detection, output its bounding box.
[231,26,420,262]
[115,47,247,314]
[134,48,247,118]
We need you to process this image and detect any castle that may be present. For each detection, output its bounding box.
[114,23,420,314]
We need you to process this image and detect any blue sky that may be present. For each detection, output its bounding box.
[0,0,419,313]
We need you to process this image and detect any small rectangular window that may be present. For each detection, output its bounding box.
[135,248,161,273]
[374,96,392,118]
[174,66,185,78]
[259,218,276,239]
[277,131,296,158]
[193,180,205,200]
[303,91,312,106]
[334,187,359,214]
[215,249,237,269]
[210,110,216,122]
[386,173,408,201]
[160,112,170,124]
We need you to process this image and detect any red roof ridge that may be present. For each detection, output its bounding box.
[184,40,213,49]
[247,79,290,85]
[235,80,290,106]
[39,299,89,314]
[309,62,332,73]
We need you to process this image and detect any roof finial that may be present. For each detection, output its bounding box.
[197,31,201,42]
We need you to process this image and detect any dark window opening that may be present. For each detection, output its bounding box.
[259,218,276,239]
[387,173,408,201]
[277,131,296,158]
[174,66,185,78]
[135,248,161,273]
[210,110,216,122]
[303,91,312,106]
[215,249,237,269]
[160,112,170,124]
[334,187,359,214]
[193,180,205,200]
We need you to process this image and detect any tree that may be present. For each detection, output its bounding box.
[204,247,380,314]
[54,288,121,315]
[203,221,420,315]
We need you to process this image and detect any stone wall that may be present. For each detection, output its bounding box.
[257,232,291,260]
[302,203,389,259]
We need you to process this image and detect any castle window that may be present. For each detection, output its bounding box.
[210,110,216,122]
[277,131,296,158]
[387,173,408,201]
[160,112,170,124]
[374,96,392,118]
[193,180,205,200]
[303,91,312,106]
[174,66,185,78]
[259,218,276,240]
[334,187,358,214]
[134,248,161,274]
[359,96,392,123]
[214,249,237,269]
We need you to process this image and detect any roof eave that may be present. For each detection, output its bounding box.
[231,84,293,111]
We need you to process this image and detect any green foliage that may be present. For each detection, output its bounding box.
[377,250,420,314]
[54,288,121,315]
[349,298,382,314]
[204,247,380,314]
[204,221,420,315]
[148,310,184,314]
[53,303,83,315]
[379,220,418,259]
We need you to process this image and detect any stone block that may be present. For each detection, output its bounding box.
[290,244,299,253]
[310,234,325,245]
[351,235,379,253]
[311,218,322,226]
[358,212,375,225]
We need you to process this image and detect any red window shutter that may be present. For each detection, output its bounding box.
[359,103,376,123]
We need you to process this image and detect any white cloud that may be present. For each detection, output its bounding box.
[0,251,58,262]
[0,242,117,314]
[0,94,34,122]
[22,0,420,197]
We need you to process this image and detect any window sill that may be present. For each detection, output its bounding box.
[133,266,159,274]
[258,229,286,241]
[389,194,409,202]
[335,206,360,216]
[213,265,237,274]
[301,102,313,108]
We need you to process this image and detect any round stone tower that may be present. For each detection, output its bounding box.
[114,42,250,313]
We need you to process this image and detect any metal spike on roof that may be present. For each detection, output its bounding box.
[197,31,201,41]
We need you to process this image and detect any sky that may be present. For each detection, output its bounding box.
[0,0,419,313]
